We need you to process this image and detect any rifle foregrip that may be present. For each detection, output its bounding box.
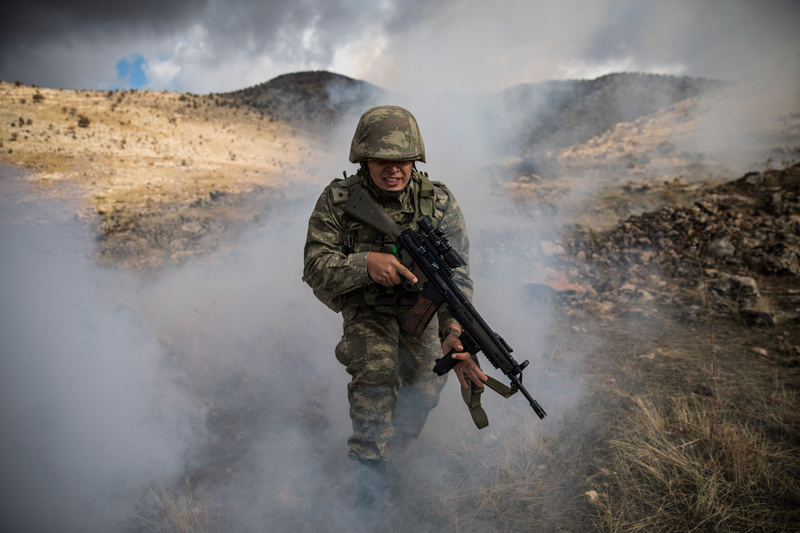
[433,349,460,376]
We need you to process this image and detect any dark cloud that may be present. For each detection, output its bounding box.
[1,0,798,94]
[0,0,409,89]
[579,0,800,80]
[0,0,203,45]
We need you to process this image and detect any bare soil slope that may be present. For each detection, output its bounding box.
[1,80,334,269]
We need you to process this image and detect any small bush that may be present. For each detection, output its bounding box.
[77,115,90,128]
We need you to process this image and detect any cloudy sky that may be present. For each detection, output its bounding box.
[1,0,799,94]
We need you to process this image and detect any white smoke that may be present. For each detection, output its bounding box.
[0,169,201,532]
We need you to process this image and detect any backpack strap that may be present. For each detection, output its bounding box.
[412,171,436,220]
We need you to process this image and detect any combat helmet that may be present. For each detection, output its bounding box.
[349,105,426,163]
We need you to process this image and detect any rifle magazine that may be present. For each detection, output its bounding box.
[401,293,441,337]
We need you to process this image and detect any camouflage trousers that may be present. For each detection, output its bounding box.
[335,302,448,461]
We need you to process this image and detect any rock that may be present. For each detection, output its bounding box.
[707,273,761,308]
[710,236,735,258]
[740,308,776,327]
[585,490,601,503]
[524,268,587,295]
[595,301,616,316]
[619,283,637,293]
[540,240,567,257]
[692,382,716,397]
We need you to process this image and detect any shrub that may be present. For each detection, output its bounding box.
[77,115,91,128]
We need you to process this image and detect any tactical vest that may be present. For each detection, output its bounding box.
[333,168,446,307]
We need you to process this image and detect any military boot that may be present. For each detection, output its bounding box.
[355,458,389,513]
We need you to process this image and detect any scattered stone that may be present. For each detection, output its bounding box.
[740,308,776,327]
[708,274,761,307]
[692,382,716,397]
[710,236,735,258]
[585,490,600,503]
[560,164,799,323]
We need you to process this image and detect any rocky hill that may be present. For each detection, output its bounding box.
[223,71,386,126]
[559,163,800,326]
[489,73,724,164]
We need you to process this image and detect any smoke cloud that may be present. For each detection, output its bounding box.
[0,84,583,529]
[0,169,201,532]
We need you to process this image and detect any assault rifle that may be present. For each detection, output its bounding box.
[343,185,546,419]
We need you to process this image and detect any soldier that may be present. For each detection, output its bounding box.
[303,105,486,511]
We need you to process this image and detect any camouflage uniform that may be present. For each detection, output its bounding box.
[303,168,473,461]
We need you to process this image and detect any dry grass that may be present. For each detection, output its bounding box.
[572,288,800,533]
[588,395,800,532]
[138,480,227,533]
[384,406,586,533]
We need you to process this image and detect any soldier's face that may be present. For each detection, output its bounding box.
[366,160,413,192]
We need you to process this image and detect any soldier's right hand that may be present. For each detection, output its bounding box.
[366,252,418,287]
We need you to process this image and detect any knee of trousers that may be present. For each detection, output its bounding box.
[336,314,403,388]
[347,362,403,393]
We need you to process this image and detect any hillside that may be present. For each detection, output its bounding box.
[488,73,724,163]
[224,70,387,125]
[0,79,336,269]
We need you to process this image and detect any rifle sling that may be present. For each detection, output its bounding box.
[484,375,518,398]
[461,377,488,429]
[460,370,518,430]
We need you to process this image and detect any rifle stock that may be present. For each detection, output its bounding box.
[343,186,402,240]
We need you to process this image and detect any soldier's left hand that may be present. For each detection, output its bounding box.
[441,329,486,388]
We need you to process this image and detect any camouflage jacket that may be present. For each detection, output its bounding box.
[303,169,473,330]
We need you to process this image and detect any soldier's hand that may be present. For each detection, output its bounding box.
[366,252,418,286]
[441,328,486,389]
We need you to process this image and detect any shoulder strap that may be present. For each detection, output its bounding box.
[345,171,362,190]
[331,170,365,205]
[412,171,436,219]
